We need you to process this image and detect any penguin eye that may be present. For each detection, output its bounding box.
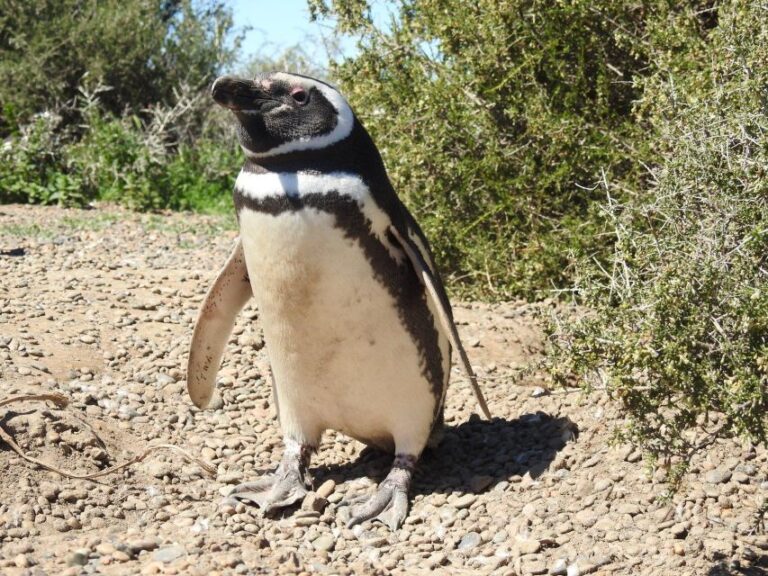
[291,87,308,105]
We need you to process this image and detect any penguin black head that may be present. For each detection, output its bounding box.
[211,72,355,159]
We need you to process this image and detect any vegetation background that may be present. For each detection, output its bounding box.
[1,0,765,477]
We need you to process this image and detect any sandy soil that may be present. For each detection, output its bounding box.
[0,204,765,575]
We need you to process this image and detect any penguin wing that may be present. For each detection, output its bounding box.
[388,217,492,419]
[187,238,252,409]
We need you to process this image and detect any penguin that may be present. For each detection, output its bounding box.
[187,72,490,530]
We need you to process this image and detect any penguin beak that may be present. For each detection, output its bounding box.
[211,75,277,113]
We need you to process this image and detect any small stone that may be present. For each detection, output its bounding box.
[312,534,335,552]
[79,334,96,344]
[141,561,163,575]
[615,503,641,516]
[670,522,689,538]
[113,550,132,562]
[145,461,172,478]
[302,493,328,513]
[361,535,388,548]
[316,479,336,499]
[703,538,733,559]
[14,554,30,568]
[525,560,548,575]
[457,531,482,550]
[517,538,542,554]
[96,543,116,555]
[531,386,548,398]
[152,544,186,563]
[67,549,89,567]
[40,482,60,501]
[574,510,598,528]
[219,471,243,484]
[626,450,643,463]
[732,471,749,483]
[127,539,160,553]
[453,494,477,509]
[550,558,568,575]
[705,469,732,484]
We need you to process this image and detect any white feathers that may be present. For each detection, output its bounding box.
[235,170,405,264]
[238,206,437,453]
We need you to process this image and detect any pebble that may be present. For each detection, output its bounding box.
[574,510,598,528]
[525,560,548,575]
[128,539,160,553]
[453,494,477,509]
[14,554,30,568]
[316,479,336,499]
[2,206,765,576]
[550,558,568,575]
[704,469,732,484]
[152,545,186,563]
[517,538,542,554]
[312,534,335,552]
[67,549,89,567]
[302,493,328,513]
[457,532,482,550]
[703,538,733,559]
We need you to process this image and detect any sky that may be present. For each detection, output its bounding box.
[229,0,335,65]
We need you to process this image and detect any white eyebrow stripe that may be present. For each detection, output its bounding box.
[243,79,355,159]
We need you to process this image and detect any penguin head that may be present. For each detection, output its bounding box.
[211,72,355,158]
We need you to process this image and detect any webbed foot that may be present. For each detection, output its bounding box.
[222,441,314,515]
[347,454,416,531]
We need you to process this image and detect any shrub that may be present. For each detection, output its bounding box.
[0,0,237,134]
[548,0,768,468]
[308,0,712,299]
[0,84,241,211]
[0,112,90,206]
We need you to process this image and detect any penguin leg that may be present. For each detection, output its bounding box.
[223,439,314,514]
[347,453,416,531]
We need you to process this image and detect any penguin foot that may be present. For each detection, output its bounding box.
[222,441,313,514]
[347,453,416,531]
[224,474,308,513]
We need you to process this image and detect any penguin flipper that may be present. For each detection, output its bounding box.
[187,238,252,409]
[388,225,492,419]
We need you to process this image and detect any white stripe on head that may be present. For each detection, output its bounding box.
[243,73,355,159]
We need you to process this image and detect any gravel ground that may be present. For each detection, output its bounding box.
[0,203,766,576]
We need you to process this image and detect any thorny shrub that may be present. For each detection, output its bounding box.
[547,0,768,482]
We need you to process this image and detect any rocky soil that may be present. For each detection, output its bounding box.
[0,203,766,576]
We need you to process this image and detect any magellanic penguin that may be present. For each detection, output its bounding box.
[187,72,491,530]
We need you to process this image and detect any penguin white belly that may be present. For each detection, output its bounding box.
[237,184,440,454]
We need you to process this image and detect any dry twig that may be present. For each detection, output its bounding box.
[0,393,215,481]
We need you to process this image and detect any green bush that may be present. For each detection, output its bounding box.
[0,0,242,212]
[548,0,768,466]
[0,0,236,134]
[309,0,711,299]
[0,85,240,211]
[0,112,90,206]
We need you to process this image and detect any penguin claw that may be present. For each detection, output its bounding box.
[224,474,308,514]
[347,481,409,531]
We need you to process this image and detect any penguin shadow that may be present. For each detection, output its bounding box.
[314,412,578,498]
